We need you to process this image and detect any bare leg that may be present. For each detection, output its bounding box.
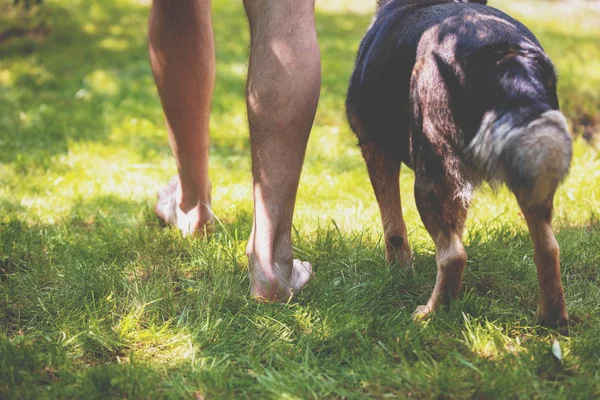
[149,0,214,236]
[244,0,320,301]
[519,196,568,326]
[361,143,413,266]
[413,173,470,318]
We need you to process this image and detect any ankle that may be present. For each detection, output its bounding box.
[248,233,293,265]
[177,180,211,214]
[177,197,197,214]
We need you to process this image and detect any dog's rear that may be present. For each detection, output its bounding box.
[465,45,572,206]
[347,0,571,325]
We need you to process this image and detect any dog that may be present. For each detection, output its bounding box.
[346,0,572,326]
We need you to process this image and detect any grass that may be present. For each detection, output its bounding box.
[1,0,600,398]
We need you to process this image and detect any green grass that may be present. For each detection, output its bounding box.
[1,0,600,398]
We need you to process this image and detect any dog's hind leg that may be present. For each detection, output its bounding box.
[413,170,471,318]
[518,196,568,326]
[360,143,413,267]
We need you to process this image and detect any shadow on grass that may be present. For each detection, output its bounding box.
[1,1,154,160]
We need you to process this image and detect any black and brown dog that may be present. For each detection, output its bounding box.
[346,0,572,326]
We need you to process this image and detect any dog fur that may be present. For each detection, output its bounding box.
[346,0,572,326]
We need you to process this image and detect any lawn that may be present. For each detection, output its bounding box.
[1,0,600,398]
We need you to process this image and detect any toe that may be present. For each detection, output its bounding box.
[291,259,313,294]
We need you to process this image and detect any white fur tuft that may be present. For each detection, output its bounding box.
[467,110,572,204]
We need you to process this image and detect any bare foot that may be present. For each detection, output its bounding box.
[249,254,313,302]
[155,176,213,236]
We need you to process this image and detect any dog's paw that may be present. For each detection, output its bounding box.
[412,304,432,321]
[537,308,569,328]
[392,253,414,270]
[385,242,414,270]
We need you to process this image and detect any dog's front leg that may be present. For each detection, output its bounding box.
[361,143,413,268]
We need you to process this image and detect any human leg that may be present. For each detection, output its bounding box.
[149,0,214,236]
[243,0,321,301]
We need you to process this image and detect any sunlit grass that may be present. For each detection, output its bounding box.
[1,0,600,398]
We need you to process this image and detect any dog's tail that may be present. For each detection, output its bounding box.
[466,44,572,205]
[468,110,572,205]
